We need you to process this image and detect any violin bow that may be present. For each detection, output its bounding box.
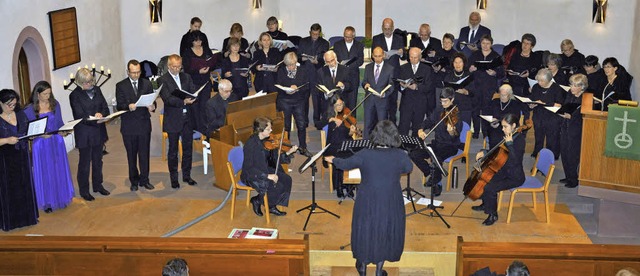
[273,124,286,176]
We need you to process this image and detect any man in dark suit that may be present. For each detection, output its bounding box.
[317,50,352,123]
[409,24,443,62]
[333,26,364,115]
[179,17,210,57]
[298,23,330,129]
[456,11,492,58]
[398,47,433,137]
[159,54,198,189]
[205,79,232,138]
[362,47,394,139]
[372,18,404,124]
[115,59,156,192]
[69,68,111,201]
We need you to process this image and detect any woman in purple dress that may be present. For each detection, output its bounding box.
[0,89,38,231]
[24,81,74,213]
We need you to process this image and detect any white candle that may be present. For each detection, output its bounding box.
[107,69,111,75]
[84,65,88,69]
[100,66,104,71]
[63,80,68,86]
[69,73,74,79]
[92,63,96,69]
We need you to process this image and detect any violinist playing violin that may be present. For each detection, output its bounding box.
[471,113,525,226]
[409,87,462,196]
[322,95,358,199]
[240,117,296,217]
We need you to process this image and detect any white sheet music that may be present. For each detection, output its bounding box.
[135,88,160,107]
[416,197,443,207]
[58,118,82,132]
[347,169,361,179]
[19,117,48,139]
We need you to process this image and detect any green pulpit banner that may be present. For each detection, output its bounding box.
[605,105,640,160]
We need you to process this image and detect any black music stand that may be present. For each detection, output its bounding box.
[404,172,428,217]
[296,145,340,231]
[415,146,451,228]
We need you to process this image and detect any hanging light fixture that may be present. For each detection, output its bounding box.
[593,0,607,24]
[253,0,262,10]
[149,0,162,23]
[476,0,487,10]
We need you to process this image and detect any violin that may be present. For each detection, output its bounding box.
[263,132,310,157]
[335,107,363,139]
[442,105,459,135]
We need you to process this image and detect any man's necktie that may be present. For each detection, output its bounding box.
[412,64,417,74]
[374,64,380,83]
[470,29,476,42]
[331,69,336,84]
[133,81,138,96]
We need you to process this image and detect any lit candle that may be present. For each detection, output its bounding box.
[63,80,68,86]
[107,69,111,75]
[69,73,74,79]
[84,65,88,69]
[92,63,96,69]
[77,66,81,71]
[100,66,104,71]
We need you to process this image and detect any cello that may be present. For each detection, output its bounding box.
[449,119,532,216]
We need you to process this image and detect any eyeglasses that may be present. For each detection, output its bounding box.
[3,100,17,108]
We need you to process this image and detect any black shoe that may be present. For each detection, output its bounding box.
[564,182,579,188]
[377,270,388,276]
[269,207,287,216]
[171,181,180,189]
[184,178,197,186]
[299,148,311,157]
[433,185,442,197]
[44,207,53,213]
[130,185,139,192]
[93,187,110,196]
[471,203,485,211]
[322,159,329,169]
[559,178,568,184]
[530,153,537,158]
[140,183,155,190]
[482,213,499,226]
[472,133,479,139]
[336,189,345,199]
[81,193,95,201]
[251,196,263,217]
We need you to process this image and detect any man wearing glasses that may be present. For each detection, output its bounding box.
[333,26,364,116]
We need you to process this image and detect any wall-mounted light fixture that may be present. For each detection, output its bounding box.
[63,64,111,91]
[476,0,487,10]
[593,0,607,23]
[149,0,162,23]
[253,0,262,10]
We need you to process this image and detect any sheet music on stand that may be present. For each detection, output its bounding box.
[338,135,425,153]
[299,144,330,173]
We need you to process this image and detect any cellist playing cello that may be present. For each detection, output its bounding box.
[471,113,526,226]
[409,87,463,197]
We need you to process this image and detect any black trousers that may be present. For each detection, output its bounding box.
[77,144,104,195]
[363,96,388,139]
[533,114,561,159]
[409,142,459,185]
[122,133,151,186]
[256,171,292,208]
[279,99,308,149]
[561,127,581,186]
[398,95,427,137]
[167,117,193,182]
[481,177,522,214]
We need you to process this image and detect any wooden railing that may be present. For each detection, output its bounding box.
[0,235,309,276]
[456,236,640,276]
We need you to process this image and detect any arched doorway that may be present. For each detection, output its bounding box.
[12,26,51,105]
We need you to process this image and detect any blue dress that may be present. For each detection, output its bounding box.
[0,110,38,231]
[24,102,74,211]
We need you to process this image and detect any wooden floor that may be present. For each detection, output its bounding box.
[0,121,592,275]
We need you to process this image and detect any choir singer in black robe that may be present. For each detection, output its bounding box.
[560,74,587,188]
[528,69,564,159]
[398,47,433,136]
[276,52,311,155]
